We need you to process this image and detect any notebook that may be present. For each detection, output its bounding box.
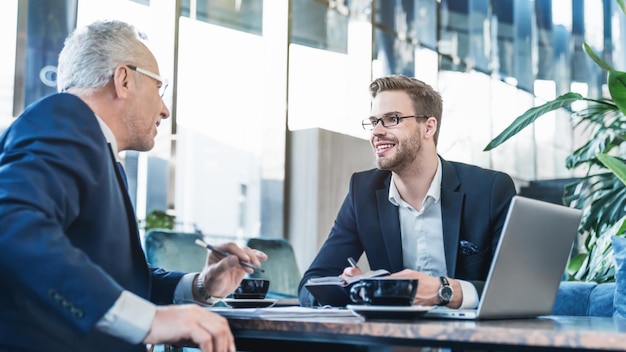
[304,268,390,307]
[424,195,582,320]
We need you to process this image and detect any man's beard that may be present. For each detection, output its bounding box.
[375,135,421,172]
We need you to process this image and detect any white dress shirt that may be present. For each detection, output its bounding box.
[388,158,478,309]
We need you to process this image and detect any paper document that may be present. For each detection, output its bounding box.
[306,269,390,286]
[208,306,361,319]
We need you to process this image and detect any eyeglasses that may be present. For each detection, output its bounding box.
[127,65,169,97]
[362,114,428,130]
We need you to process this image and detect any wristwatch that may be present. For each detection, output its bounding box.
[195,274,211,301]
[437,276,453,306]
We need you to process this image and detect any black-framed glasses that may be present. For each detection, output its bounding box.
[362,114,428,130]
[127,64,169,97]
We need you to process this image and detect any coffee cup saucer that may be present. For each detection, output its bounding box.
[220,298,277,308]
[346,304,432,320]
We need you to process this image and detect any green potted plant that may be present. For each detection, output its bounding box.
[484,4,626,282]
[139,209,176,231]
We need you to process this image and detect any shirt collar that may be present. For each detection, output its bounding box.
[94,115,121,162]
[388,157,442,207]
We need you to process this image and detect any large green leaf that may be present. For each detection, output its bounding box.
[563,99,624,169]
[597,154,626,186]
[618,0,626,16]
[567,253,587,278]
[609,70,626,116]
[582,176,626,232]
[582,214,626,282]
[614,215,626,237]
[484,92,583,151]
[583,43,614,71]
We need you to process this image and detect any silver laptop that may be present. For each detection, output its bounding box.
[424,195,582,320]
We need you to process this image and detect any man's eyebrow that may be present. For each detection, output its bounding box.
[370,111,401,118]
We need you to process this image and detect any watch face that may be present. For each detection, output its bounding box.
[439,286,453,301]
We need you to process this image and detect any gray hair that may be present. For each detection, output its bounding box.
[57,20,149,93]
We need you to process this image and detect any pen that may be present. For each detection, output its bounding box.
[347,257,360,270]
[195,239,265,273]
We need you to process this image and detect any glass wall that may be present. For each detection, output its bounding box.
[2,0,624,242]
[288,0,371,139]
[176,1,287,239]
[0,0,18,130]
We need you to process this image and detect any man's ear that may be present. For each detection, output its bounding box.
[112,65,132,98]
[424,116,438,139]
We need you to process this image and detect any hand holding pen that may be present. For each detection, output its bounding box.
[347,257,360,270]
[342,256,363,279]
[195,239,265,273]
[193,239,267,299]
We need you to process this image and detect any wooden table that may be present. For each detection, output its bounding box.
[226,314,626,351]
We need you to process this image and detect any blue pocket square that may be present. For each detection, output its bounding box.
[459,240,480,256]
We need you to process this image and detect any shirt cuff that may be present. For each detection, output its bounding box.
[173,272,198,304]
[95,290,156,344]
[457,279,479,309]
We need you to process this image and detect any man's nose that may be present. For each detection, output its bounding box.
[161,99,170,119]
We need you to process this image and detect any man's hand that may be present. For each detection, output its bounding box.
[391,270,463,308]
[341,266,363,280]
[143,304,235,352]
[197,242,268,299]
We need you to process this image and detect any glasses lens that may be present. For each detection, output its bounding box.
[159,83,168,98]
[382,115,399,127]
[362,119,374,130]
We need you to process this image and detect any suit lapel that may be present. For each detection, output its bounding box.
[440,158,464,277]
[107,145,149,285]
[116,161,129,189]
[376,175,404,272]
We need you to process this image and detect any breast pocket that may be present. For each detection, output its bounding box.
[456,247,492,280]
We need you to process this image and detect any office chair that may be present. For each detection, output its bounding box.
[144,229,207,272]
[245,238,301,298]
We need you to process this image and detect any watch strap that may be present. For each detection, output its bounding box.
[195,274,211,301]
[438,276,452,306]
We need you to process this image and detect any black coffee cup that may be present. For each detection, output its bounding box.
[349,278,418,306]
[234,278,270,299]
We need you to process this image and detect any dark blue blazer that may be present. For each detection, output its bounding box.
[0,94,184,351]
[298,159,516,306]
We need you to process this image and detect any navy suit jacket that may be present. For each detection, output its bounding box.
[0,94,184,351]
[298,159,516,306]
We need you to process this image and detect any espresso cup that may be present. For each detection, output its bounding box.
[349,278,418,306]
[233,278,270,299]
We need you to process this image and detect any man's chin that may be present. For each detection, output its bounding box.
[132,140,155,152]
[376,161,391,170]
[145,141,156,151]
[377,157,401,171]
